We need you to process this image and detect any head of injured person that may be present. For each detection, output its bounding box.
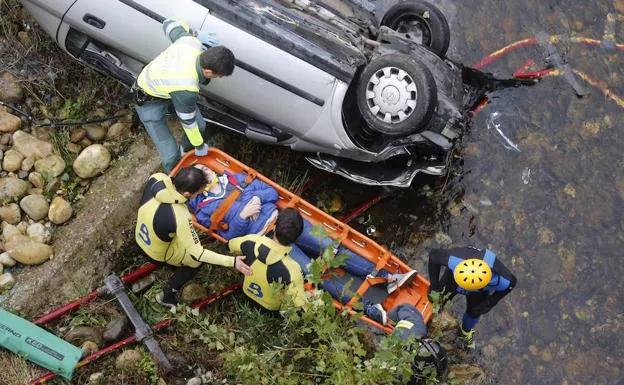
[173,166,208,198]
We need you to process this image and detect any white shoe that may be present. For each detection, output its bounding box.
[387,270,418,294]
[369,304,388,325]
[155,292,177,309]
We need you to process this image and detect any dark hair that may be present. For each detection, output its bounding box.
[173,167,207,194]
[199,46,235,76]
[275,208,303,245]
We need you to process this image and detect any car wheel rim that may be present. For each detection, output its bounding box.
[365,66,418,124]
[394,16,432,46]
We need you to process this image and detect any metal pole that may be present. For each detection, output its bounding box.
[103,275,173,374]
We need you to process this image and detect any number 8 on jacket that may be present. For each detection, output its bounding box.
[247,282,264,298]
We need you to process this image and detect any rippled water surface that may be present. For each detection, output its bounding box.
[354,1,624,384]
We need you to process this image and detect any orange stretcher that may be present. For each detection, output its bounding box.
[171,148,432,333]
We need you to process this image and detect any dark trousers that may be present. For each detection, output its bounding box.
[146,257,200,303]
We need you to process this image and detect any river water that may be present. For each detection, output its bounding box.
[354,1,624,384]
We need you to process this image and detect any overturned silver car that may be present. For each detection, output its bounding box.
[22,0,489,187]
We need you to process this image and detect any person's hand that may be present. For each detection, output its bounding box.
[234,256,252,276]
[194,143,210,157]
[249,196,261,221]
[240,198,261,219]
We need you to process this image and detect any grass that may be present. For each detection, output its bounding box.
[0,350,47,385]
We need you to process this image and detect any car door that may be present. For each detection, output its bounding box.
[60,0,209,64]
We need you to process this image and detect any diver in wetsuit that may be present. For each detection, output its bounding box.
[427,247,516,348]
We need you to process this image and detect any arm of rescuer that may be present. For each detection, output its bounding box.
[486,258,517,305]
[173,205,233,267]
[427,248,450,292]
[285,265,306,308]
[162,19,206,151]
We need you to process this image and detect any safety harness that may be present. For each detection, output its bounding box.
[198,172,256,232]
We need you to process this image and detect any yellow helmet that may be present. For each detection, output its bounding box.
[454,259,492,291]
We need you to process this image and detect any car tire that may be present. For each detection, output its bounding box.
[381,1,450,56]
[357,53,437,136]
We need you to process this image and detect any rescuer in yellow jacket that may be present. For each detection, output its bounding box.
[228,208,306,311]
[136,166,251,307]
[134,19,236,172]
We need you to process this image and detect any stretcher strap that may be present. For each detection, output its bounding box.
[345,251,392,309]
[209,172,255,232]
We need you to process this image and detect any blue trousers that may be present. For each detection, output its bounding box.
[289,220,390,279]
[135,100,206,173]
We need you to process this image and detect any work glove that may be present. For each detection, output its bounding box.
[194,143,210,157]
[197,30,220,47]
[240,198,261,219]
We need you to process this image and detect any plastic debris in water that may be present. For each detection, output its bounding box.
[521,167,532,184]
[486,111,521,152]
[366,225,376,236]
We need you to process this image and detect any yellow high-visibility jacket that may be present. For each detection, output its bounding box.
[229,234,305,311]
[136,173,234,269]
[137,19,204,147]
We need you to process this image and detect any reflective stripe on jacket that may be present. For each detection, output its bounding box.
[135,173,234,269]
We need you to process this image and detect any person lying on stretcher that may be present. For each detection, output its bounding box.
[187,165,418,324]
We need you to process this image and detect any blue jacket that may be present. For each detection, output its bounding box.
[188,173,279,240]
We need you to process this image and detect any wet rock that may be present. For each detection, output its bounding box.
[79,137,93,148]
[88,372,104,384]
[34,154,66,178]
[106,121,133,141]
[0,110,22,133]
[28,172,45,189]
[0,252,16,267]
[537,226,555,245]
[21,156,34,172]
[17,31,32,47]
[103,317,129,342]
[482,344,497,361]
[0,203,21,224]
[70,127,86,143]
[0,177,29,200]
[27,222,51,244]
[115,349,141,369]
[530,314,558,343]
[2,223,22,240]
[429,311,459,335]
[130,273,157,293]
[65,326,104,347]
[73,144,111,178]
[85,123,108,142]
[12,131,53,160]
[463,142,481,158]
[581,121,600,138]
[448,364,486,385]
[45,178,61,195]
[81,341,99,355]
[167,351,191,373]
[3,149,25,172]
[0,72,24,103]
[19,194,49,221]
[4,233,53,265]
[0,272,16,290]
[181,283,208,303]
[16,221,28,234]
[67,142,82,155]
[616,0,624,13]
[48,196,73,224]
[617,177,624,201]
[434,232,452,246]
